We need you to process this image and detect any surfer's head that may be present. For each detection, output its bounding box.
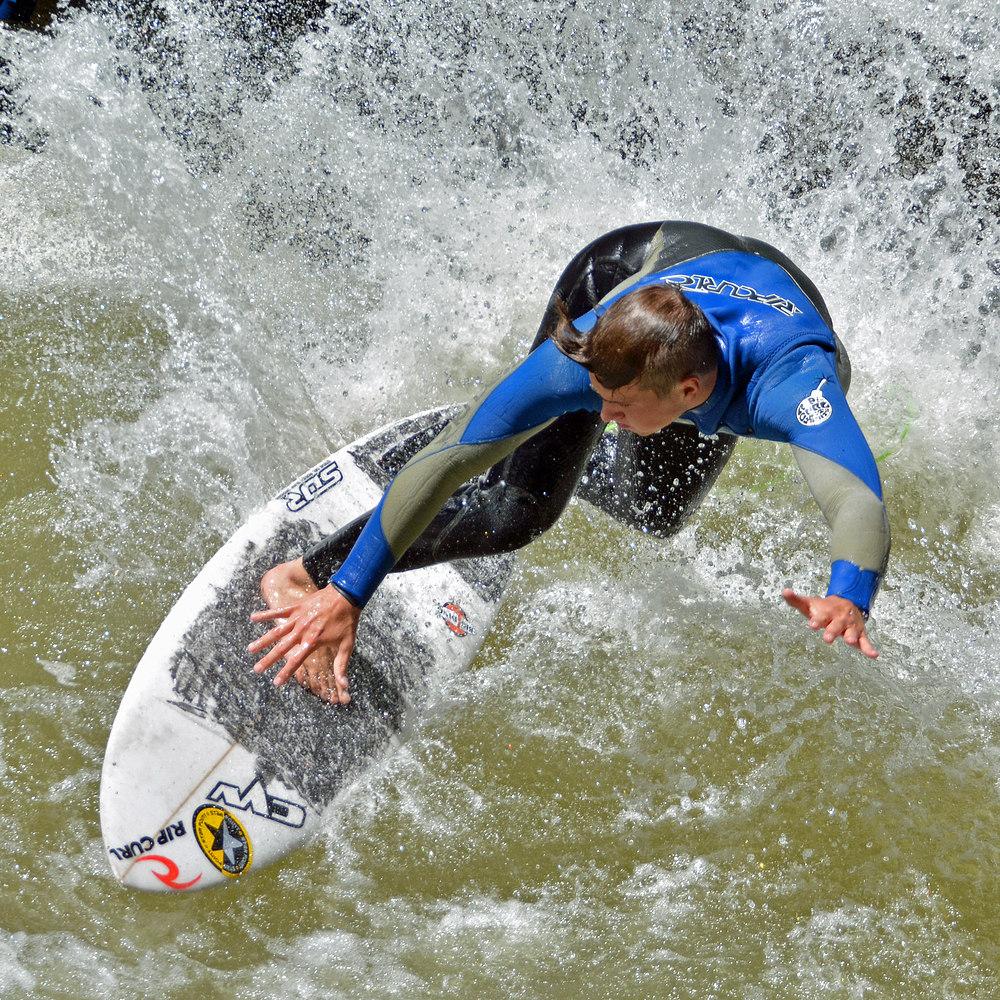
[549,283,717,399]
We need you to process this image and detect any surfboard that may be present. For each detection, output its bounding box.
[99,408,512,892]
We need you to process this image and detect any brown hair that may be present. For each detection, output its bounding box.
[549,283,717,396]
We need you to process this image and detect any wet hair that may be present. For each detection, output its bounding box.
[548,283,717,396]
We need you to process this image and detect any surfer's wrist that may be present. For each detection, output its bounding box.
[328,580,361,608]
[826,559,879,618]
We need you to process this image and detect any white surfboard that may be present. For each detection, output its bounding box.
[100,408,512,892]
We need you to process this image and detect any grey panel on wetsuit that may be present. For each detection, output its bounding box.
[590,226,673,305]
[791,446,891,575]
[377,390,556,560]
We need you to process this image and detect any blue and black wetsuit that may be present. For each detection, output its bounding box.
[303,222,890,615]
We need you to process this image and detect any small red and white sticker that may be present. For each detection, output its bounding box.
[440,603,475,636]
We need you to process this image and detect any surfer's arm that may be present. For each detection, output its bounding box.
[248,342,596,703]
[752,349,890,655]
[789,444,890,611]
[781,444,888,659]
[332,339,598,606]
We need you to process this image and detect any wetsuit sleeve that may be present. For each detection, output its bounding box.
[790,446,890,612]
[332,340,600,606]
[749,347,890,613]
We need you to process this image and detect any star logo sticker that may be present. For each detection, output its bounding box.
[193,805,252,877]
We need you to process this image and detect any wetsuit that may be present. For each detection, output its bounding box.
[303,222,890,615]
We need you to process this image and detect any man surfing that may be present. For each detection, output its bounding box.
[248,221,890,704]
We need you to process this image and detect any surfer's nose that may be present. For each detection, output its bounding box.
[601,400,625,424]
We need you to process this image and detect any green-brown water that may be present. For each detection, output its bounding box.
[3,1,1000,996]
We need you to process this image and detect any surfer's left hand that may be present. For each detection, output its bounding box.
[249,587,361,704]
[782,589,878,659]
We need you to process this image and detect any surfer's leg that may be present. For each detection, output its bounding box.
[398,407,607,563]
[300,407,607,584]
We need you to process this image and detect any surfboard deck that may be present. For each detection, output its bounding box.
[99,408,512,892]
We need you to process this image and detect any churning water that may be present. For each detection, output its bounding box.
[3,1,1000,996]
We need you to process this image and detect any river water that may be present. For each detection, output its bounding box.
[2,1,1000,996]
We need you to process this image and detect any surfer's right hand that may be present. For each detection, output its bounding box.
[248,586,362,705]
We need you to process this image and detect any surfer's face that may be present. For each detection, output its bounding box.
[589,374,705,436]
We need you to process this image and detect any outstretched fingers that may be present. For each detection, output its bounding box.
[782,588,878,660]
[282,632,353,705]
[781,589,811,619]
[250,604,298,624]
[248,584,363,705]
[248,619,296,671]
[271,638,314,687]
[838,621,878,659]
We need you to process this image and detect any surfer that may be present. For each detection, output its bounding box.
[249,221,890,705]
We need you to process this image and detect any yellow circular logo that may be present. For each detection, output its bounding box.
[192,805,253,877]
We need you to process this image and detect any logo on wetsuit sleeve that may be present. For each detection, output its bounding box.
[796,380,833,426]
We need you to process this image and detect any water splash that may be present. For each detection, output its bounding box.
[3,2,1000,997]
